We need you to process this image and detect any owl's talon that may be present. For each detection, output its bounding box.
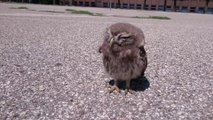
[109,85,120,93]
[125,89,135,95]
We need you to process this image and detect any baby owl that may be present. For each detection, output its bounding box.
[99,23,147,94]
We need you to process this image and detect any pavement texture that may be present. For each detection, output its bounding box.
[0,2,213,120]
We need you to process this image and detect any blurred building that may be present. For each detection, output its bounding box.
[59,0,213,13]
[3,0,212,13]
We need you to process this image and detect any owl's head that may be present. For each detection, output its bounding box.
[102,23,145,53]
[104,28,136,52]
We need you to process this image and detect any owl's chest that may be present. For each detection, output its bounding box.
[103,52,140,80]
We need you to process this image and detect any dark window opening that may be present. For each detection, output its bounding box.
[198,7,204,13]
[144,5,149,10]
[103,2,108,8]
[111,3,115,8]
[79,1,83,6]
[136,4,142,9]
[182,6,188,12]
[85,2,89,6]
[151,5,156,10]
[158,5,164,11]
[116,3,120,8]
[122,3,128,9]
[175,6,180,11]
[130,4,135,9]
[207,8,213,14]
[166,6,172,11]
[73,1,77,6]
[190,7,196,12]
[91,2,96,7]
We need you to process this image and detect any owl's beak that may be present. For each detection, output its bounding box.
[109,38,114,47]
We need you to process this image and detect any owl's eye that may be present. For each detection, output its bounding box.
[119,38,134,45]
[118,38,126,44]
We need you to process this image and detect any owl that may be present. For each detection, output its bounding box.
[99,23,147,95]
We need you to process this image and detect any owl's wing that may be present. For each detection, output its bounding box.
[99,41,110,54]
[139,46,147,76]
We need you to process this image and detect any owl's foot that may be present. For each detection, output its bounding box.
[124,80,134,95]
[125,88,135,95]
[109,85,121,93]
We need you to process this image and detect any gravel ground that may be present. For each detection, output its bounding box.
[0,2,213,120]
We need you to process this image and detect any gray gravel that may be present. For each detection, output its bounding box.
[0,2,213,120]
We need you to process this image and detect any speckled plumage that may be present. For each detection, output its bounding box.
[99,23,147,94]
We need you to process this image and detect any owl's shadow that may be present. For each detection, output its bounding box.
[109,76,150,91]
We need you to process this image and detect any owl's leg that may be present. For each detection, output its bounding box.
[125,80,134,95]
[109,80,120,93]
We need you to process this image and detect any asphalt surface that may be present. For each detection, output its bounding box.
[0,2,213,120]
